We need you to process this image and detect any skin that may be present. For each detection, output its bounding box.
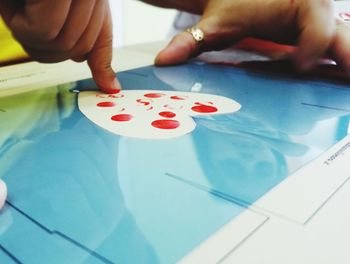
[0,0,349,92]
[0,0,120,93]
[143,0,350,76]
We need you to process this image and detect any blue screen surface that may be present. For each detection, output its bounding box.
[0,62,349,263]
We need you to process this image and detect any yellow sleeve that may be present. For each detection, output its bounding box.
[0,17,28,64]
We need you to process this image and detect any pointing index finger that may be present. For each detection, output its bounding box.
[87,3,120,93]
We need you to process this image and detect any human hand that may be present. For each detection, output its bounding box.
[0,0,120,93]
[154,0,350,75]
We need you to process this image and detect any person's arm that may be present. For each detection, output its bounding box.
[143,0,350,76]
[0,0,120,93]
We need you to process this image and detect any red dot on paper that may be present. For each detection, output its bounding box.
[191,104,218,113]
[159,111,176,118]
[144,93,165,98]
[111,114,133,122]
[97,102,115,107]
[151,119,180,129]
[170,95,186,100]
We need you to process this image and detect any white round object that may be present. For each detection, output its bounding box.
[0,179,7,210]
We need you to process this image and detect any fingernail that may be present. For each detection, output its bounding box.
[112,78,121,90]
[103,78,121,94]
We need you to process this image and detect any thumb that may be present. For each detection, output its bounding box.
[155,30,199,66]
[87,5,120,94]
[293,0,335,71]
[155,14,248,66]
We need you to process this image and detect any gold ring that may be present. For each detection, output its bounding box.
[185,26,204,46]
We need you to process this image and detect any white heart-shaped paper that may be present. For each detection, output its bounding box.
[78,90,241,139]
